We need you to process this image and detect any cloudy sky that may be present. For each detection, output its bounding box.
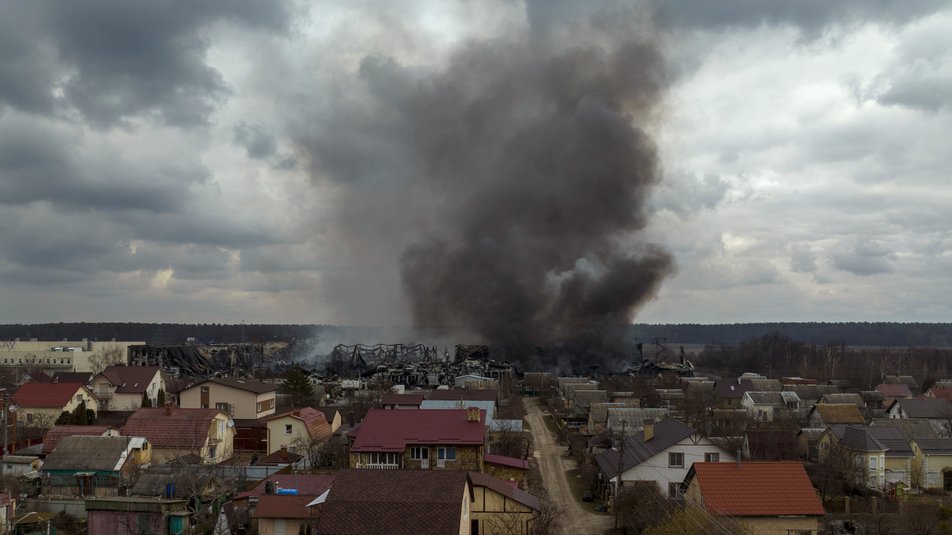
[1,0,950,327]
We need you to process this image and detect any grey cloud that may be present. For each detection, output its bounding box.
[2,0,291,127]
[830,237,895,276]
[790,244,818,273]
[233,122,278,160]
[879,75,952,111]
[652,172,730,216]
[0,5,58,115]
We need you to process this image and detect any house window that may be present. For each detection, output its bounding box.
[215,402,232,415]
[368,452,399,465]
[437,447,457,460]
[285,424,293,435]
[208,444,217,459]
[869,457,878,471]
[704,453,720,463]
[668,482,680,498]
[668,452,684,468]
[410,447,428,460]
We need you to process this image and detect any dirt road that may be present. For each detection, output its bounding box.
[525,397,613,534]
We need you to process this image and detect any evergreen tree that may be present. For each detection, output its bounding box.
[71,401,88,425]
[285,366,315,407]
[141,392,152,408]
[156,389,166,406]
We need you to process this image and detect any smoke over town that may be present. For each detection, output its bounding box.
[296,13,674,364]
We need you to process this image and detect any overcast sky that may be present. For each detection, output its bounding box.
[2,0,950,326]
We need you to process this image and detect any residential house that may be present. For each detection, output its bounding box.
[742,429,799,460]
[595,418,735,499]
[225,472,335,533]
[179,377,277,419]
[683,461,825,535]
[557,377,593,396]
[12,382,99,428]
[808,403,866,427]
[885,375,920,394]
[421,399,522,434]
[741,391,801,422]
[121,406,234,463]
[819,425,915,488]
[319,408,342,434]
[90,365,165,411]
[380,393,425,409]
[1,455,41,476]
[42,435,150,497]
[483,453,529,488]
[604,408,670,434]
[315,469,473,535]
[588,402,638,433]
[876,383,914,406]
[469,471,540,535]
[886,398,952,435]
[254,494,322,535]
[570,390,609,412]
[85,496,190,535]
[910,437,952,491]
[869,418,938,440]
[254,446,303,466]
[798,428,826,461]
[862,391,886,414]
[713,379,754,408]
[263,407,333,456]
[821,393,866,410]
[925,386,952,401]
[349,408,486,471]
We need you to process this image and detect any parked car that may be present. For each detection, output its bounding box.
[582,491,594,502]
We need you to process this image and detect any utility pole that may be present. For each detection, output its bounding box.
[614,419,626,530]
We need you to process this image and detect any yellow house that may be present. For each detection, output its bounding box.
[263,408,333,456]
[684,461,824,535]
[180,377,277,419]
[121,407,235,464]
[910,438,952,491]
[469,472,539,535]
[90,365,165,411]
[12,382,99,428]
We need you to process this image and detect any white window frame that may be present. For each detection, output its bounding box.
[704,452,720,463]
[410,447,429,460]
[437,447,457,461]
[668,452,684,468]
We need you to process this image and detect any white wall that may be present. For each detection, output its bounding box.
[618,438,735,497]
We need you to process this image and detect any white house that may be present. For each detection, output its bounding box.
[595,418,735,499]
[741,391,801,422]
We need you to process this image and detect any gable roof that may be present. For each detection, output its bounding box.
[605,408,670,431]
[12,382,89,408]
[253,495,319,520]
[254,448,303,466]
[821,393,866,408]
[350,409,485,452]
[876,383,913,398]
[573,390,609,406]
[380,393,425,406]
[483,453,528,470]
[927,387,952,401]
[42,436,141,472]
[186,377,276,395]
[715,379,753,400]
[51,372,93,384]
[98,366,161,394]
[687,461,824,517]
[914,438,952,455]
[596,418,697,478]
[263,407,332,443]
[42,425,116,455]
[869,418,938,439]
[120,407,223,449]
[838,426,913,457]
[468,471,540,511]
[813,403,866,425]
[891,398,952,418]
[315,469,469,535]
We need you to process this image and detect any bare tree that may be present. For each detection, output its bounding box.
[289,433,327,469]
[88,344,126,375]
[530,496,563,535]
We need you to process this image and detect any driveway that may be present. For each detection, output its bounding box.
[525,397,613,534]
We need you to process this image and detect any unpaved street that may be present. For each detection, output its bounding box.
[525,397,613,534]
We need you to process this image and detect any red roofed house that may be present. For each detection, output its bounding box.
[90,365,165,411]
[12,383,99,429]
[683,461,825,535]
[263,407,333,457]
[483,453,529,488]
[121,406,234,463]
[875,383,914,407]
[223,473,335,535]
[349,408,486,471]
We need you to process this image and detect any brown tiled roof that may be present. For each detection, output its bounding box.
[42,425,115,455]
[689,461,824,517]
[263,407,332,442]
[120,408,222,449]
[13,383,89,408]
[315,470,468,535]
[468,471,540,510]
[99,366,162,394]
[253,495,319,520]
[814,403,866,425]
[189,377,277,395]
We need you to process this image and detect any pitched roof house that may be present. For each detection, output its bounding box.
[42,425,119,455]
[683,461,824,535]
[595,419,734,499]
[910,437,952,490]
[42,435,150,497]
[876,383,914,405]
[819,425,914,488]
[349,408,486,471]
[315,469,472,535]
[90,365,164,411]
[180,377,277,419]
[808,403,866,427]
[12,382,98,428]
[469,471,540,535]
[741,391,801,422]
[121,407,234,464]
[263,407,333,457]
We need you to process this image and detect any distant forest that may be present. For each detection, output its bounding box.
[0,322,951,348]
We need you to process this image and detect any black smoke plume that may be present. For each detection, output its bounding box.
[298,22,674,368]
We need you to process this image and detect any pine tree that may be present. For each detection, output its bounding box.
[156,389,166,406]
[285,366,315,407]
[141,392,152,408]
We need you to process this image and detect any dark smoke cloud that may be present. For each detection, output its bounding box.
[296,16,674,365]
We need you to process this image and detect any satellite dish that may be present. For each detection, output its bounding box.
[227,420,235,428]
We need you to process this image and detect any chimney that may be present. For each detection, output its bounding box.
[736,449,742,467]
[644,419,654,441]
[467,407,481,422]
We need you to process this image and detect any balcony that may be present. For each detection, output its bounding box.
[355,463,399,470]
